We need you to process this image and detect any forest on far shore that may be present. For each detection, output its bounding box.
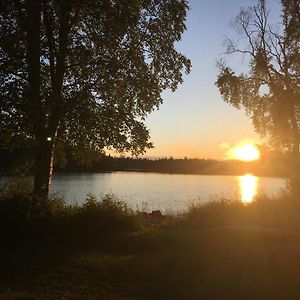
[0,147,295,177]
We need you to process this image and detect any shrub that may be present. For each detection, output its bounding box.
[0,180,139,242]
[0,178,34,224]
[0,178,67,221]
[75,193,136,235]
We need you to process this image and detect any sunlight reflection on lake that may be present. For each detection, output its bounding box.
[238,174,258,203]
[1,172,286,213]
[48,172,285,212]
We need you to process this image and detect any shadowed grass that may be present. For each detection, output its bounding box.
[1,179,300,299]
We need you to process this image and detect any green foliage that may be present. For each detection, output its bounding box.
[0,178,34,224]
[77,193,136,234]
[0,179,138,241]
[0,0,191,197]
[0,0,191,155]
[82,192,133,221]
[0,178,66,223]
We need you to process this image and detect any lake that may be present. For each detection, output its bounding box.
[49,172,287,213]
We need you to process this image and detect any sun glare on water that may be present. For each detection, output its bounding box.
[233,144,260,161]
[239,174,258,203]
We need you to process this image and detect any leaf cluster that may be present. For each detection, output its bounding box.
[216,0,300,151]
[0,0,191,155]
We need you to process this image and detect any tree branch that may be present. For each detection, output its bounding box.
[42,1,56,87]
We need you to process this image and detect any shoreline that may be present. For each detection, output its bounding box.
[0,169,288,179]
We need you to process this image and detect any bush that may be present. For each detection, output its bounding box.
[0,178,69,243]
[0,179,138,242]
[75,193,136,235]
[0,178,34,224]
[0,178,67,221]
[84,193,131,215]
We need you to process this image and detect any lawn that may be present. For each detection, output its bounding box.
[2,223,300,299]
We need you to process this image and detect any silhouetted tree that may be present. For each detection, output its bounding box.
[0,0,191,198]
[216,0,299,153]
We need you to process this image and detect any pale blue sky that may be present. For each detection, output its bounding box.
[144,0,281,159]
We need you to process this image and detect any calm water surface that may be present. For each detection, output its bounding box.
[50,172,287,213]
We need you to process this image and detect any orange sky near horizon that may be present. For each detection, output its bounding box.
[143,136,261,160]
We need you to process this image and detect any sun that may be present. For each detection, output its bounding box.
[233,144,260,161]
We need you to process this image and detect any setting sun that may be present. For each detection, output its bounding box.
[233,144,260,161]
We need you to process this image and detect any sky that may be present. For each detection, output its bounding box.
[143,0,282,159]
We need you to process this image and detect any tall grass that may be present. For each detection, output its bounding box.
[182,192,300,231]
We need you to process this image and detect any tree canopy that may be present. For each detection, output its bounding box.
[0,0,191,197]
[216,0,300,152]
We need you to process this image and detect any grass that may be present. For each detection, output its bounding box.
[1,179,300,299]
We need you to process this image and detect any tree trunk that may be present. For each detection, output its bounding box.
[33,139,55,199]
[26,0,50,199]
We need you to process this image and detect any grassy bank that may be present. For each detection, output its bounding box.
[1,179,300,299]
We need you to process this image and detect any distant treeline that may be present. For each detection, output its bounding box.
[0,147,293,177]
[61,155,291,177]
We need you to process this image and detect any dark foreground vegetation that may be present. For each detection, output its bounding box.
[1,179,300,299]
